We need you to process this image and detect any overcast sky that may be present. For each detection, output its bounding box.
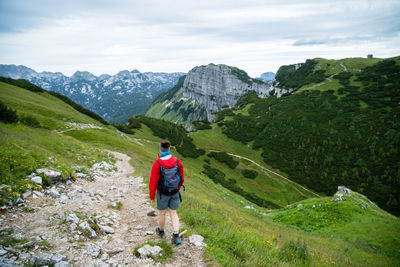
[0,0,399,77]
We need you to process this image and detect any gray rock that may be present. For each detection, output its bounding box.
[59,194,68,204]
[22,190,32,199]
[145,231,154,235]
[48,187,60,198]
[0,256,22,267]
[99,225,115,234]
[66,213,80,224]
[33,253,53,265]
[55,261,70,267]
[338,186,351,195]
[0,249,7,256]
[79,221,97,238]
[19,252,30,261]
[332,193,344,202]
[188,234,206,247]
[51,253,67,263]
[33,190,44,197]
[23,241,35,248]
[137,244,162,259]
[87,243,101,258]
[12,233,24,240]
[31,176,42,184]
[70,223,77,231]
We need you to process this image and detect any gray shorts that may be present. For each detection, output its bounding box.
[156,192,180,210]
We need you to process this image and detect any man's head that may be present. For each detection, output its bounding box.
[160,139,171,153]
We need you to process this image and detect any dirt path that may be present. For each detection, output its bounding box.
[2,151,205,266]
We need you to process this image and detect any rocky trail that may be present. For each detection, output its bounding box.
[0,151,205,266]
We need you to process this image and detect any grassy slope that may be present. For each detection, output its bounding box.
[295,57,383,94]
[1,81,400,266]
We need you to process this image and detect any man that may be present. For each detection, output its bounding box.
[149,139,184,245]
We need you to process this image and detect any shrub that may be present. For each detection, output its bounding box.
[19,115,41,128]
[0,101,18,124]
[192,120,212,130]
[202,164,280,209]
[207,151,238,169]
[242,169,258,179]
[114,123,135,134]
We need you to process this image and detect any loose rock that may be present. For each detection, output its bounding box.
[189,235,207,247]
[31,176,42,184]
[66,213,80,224]
[137,244,162,259]
[87,243,101,258]
[99,225,115,234]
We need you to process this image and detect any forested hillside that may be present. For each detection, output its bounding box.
[217,57,400,215]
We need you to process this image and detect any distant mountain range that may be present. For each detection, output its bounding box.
[0,64,185,123]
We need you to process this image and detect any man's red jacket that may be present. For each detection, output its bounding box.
[149,153,184,200]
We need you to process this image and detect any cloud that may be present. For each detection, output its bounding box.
[0,0,399,76]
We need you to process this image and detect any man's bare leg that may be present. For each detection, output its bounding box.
[169,209,180,232]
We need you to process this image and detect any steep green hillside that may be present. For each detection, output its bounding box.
[1,75,400,266]
[217,56,400,216]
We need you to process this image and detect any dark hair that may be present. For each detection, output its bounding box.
[160,139,171,149]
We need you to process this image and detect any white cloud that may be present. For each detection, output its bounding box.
[0,0,399,77]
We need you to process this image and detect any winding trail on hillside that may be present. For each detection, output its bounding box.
[4,151,205,266]
[210,150,321,198]
[300,61,349,92]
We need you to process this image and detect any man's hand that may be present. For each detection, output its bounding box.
[151,199,155,207]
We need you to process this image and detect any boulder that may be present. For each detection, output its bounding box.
[137,244,162,259]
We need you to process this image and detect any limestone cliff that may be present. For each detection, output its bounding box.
[146,64,273,129]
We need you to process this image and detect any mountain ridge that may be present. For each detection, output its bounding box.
[146,63,286,129]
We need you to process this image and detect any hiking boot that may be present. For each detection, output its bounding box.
[155,227,166,239]
[172,233,181,245]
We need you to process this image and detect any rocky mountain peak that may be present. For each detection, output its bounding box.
[181,63,272,122]
[71,71,97,82]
